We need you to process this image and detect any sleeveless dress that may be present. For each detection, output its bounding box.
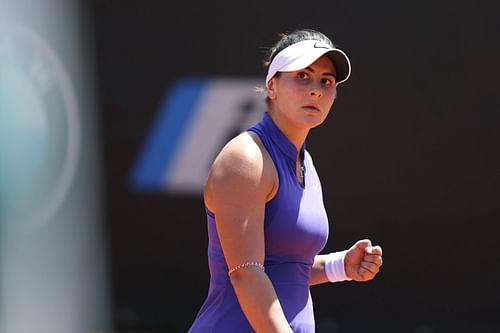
[188,112,329,333]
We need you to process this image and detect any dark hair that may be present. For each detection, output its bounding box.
[259,29,335,106]
[263,28,335,70]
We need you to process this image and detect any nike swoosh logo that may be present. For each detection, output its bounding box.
[313,43,329,49]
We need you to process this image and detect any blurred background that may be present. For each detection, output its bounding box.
[1,0,499,332]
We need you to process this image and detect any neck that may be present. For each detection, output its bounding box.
[267,110,309,153]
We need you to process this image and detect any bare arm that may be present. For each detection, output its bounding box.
[309,240,383,286]
[309,254,329,286]
[204,132,292,333]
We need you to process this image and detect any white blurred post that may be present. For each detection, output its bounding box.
[0,0,111,332]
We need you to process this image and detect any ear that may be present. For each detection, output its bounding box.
[267,78,277,100]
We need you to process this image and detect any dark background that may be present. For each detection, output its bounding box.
[89,1,500,332]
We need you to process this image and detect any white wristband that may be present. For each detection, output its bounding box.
[325,250,352,283]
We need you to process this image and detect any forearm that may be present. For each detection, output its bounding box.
[310,252,352,286]
[309,254,329,285]
[230,267,293,333]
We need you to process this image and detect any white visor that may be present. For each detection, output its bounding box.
[266,39,351,88]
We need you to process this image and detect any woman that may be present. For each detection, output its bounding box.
[188,28,383,333]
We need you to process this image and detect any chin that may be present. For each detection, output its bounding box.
[300,114,327,129]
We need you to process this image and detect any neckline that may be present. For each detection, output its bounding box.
[260,112,306,188]
[261,112,306,163]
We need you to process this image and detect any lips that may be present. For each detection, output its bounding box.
[303,104,320,112]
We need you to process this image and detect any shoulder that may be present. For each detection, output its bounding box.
[210,132,266,180]
[204,132,278,209]
[305,149,313,160]
[304,149,315,165]
[304,149,320,173]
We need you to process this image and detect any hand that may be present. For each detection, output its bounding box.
[344,239,383,282]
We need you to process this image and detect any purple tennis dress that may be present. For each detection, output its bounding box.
[188,112,329,333]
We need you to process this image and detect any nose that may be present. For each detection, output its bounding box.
[309,82,322,98]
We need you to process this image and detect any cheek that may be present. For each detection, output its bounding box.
[323,92,336,108]
[279,86,303,104]
[327,87,337,99]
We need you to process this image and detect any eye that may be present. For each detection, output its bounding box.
[322,77,336,86]
[297,72,309,80]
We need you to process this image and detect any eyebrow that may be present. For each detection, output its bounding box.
[304,66,337,78]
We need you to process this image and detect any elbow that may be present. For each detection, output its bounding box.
[229,266,264,290]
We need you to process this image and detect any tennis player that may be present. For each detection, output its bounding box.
[188,28,383,333]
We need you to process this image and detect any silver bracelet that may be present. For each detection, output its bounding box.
[228,261,264,276]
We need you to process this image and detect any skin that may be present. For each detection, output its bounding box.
[266,55,338,151]
[204,54,383,332]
